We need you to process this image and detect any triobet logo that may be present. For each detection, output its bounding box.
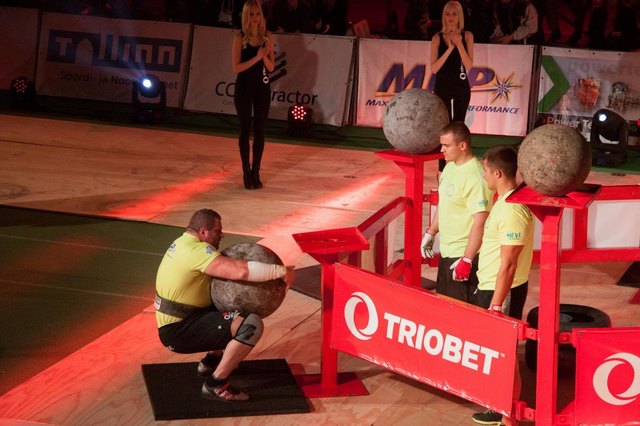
[344,292,379,340]
[343,291,502,374]
[593,352,640,406]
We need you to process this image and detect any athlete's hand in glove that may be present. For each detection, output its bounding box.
[450,256,472,281]
[421,230,436,258]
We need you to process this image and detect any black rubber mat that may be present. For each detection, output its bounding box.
[141,359,310,420]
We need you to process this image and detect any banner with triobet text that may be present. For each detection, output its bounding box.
[184,28,354,126]
[356,39,534,136]
[332,263,522,416]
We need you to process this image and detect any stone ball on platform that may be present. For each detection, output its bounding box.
[518,124,592,196]
[382,88,450,155]
[210,243,287,319]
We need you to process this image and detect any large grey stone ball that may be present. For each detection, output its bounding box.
[518,124,592,196]
[382,89,450,154]
[211,243,286,318]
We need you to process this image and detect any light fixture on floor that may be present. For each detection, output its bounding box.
[590,108,629,167]
[132,74,166,123]
[10,76,36,106]
[287,103,314,137]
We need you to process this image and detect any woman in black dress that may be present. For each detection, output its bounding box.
[430,1,474,170]
[231,0,275,189]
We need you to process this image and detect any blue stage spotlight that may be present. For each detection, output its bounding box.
[132,74,166,123]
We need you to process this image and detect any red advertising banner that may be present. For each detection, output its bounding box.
[331,263,523,415]
[574,327,640,424]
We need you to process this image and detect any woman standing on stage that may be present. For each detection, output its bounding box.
[231,0,275,189]
[430,0,474,170]
[431,0,473,122]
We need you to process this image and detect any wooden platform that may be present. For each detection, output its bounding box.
[0,114,638,425]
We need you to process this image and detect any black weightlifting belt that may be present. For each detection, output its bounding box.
[154,293,205,319]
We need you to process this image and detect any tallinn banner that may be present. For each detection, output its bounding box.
[331,263,522,415]
[36,12,191,107]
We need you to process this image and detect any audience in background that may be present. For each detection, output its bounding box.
[6,0,640,51]
[461,0,495,43]
[314,0,348,35]
[490,0,539,44]
[404,0,433,40]
[588,0,638,51]
[269,0,313,33]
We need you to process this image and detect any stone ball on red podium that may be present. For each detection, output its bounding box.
[382,89,450,155]
[518,124,592,196]
[211,243,287,318]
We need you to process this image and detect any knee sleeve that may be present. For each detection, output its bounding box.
[234,313,263,347]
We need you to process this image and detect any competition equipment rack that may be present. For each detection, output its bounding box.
[293,149,640,425]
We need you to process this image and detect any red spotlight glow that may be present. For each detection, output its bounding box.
[104,170,232,220]
[253,175,391,236]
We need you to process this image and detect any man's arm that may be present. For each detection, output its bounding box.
[491,244,524,307]
[205,256,293,285]
[205,256,251,281]
[464,211,489,259]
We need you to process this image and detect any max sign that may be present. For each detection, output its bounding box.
[331,264,523,415]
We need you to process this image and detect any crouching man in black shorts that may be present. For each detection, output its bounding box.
[155,209,294,401]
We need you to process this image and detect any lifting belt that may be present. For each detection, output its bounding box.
[154,293,206,319]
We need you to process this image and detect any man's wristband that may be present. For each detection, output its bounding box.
[489,304,503,312]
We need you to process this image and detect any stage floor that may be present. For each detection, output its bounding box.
[0,114,638,425]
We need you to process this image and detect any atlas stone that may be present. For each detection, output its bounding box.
[211,243,287,318]
[382,88,450,154]
[518,124,592,196]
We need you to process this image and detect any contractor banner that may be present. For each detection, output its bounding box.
[36,12,191,107]
[184,27,354,126]
[537,46,640,141]
[356,39,534,136]
[0,7,39,89]
[332,263,522,415]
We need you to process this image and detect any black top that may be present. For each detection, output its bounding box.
[237,36,266,87]
[435,31,468,84]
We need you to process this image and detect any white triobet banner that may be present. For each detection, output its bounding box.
[184,27,354,126]
[537,46,640,141]
[0,7,39,89]
[36,12,191,107]
[356,39,534,136]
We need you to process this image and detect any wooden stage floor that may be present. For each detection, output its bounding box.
[0,114,638,425]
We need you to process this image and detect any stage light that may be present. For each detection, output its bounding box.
[10,76,36,105]
[132,74,166,123]
[287,103,314,137]
[590,108,629,167]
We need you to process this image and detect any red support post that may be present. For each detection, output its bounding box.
[375,149,442,286]
[292,228,370,397]
[508,184,600,425]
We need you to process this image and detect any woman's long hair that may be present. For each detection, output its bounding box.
[441,0,465,33]
[241,0,267,46]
